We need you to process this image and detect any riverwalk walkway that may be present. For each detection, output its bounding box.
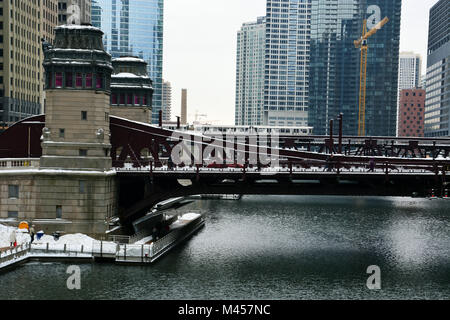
[0,215,205,273]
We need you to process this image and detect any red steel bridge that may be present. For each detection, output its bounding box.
[1,115,450,225]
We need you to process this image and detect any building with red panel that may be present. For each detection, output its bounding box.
[398,88,426,137]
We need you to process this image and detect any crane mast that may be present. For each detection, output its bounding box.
[354,17,389,136]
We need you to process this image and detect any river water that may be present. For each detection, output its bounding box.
[1,195,450,300]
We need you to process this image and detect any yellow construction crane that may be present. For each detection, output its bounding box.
[354,16,389,136]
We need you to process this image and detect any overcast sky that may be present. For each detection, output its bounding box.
[163,0,439,125]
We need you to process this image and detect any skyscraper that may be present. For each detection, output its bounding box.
[308,0,360,135]
[397,52,421,136]
[91,0,164,124]
[235,17,266,126]
[308,0,401,136]
[0,0,58,126]
[264,0,311,127]
[398,52,422,90]
[162,80,172,121]
[424,0,450,137]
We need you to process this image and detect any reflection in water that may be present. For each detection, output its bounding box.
[1,196,450,300]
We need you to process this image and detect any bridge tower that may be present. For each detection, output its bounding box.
[41,25,113,170]
[110,56,153,124]
[30,25,117,236]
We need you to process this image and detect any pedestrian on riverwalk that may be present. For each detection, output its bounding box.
[9,231,17,248]
[369,158,375,172]
[29,225,36,244]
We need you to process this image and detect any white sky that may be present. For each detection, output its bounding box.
[163,0,439,125]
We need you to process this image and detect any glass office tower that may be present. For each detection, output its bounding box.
[309,0,401,136]
[264,0,312,127]
[424,0,450,137]
[91,0,164,124]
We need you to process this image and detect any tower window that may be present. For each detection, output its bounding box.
[79,149,88,157]
[59,129,65,138]
[65,72,73,87]
[76,73,83,87]
[86,73,93,88]
[96,73,103,89]
[81,111,87,120]
[55,72,63,88]
[8,211,19,219]
[56,206,62,219]
[8,185,19,198]
[79,181,86,194]
[47,72,52,88]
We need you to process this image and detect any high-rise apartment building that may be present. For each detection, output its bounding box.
[397,52,422,136]
[264,0,311,127]
[398,88,426,137]
[424,0,450,137]
[91,0,164,124]
[235,17,266,126]
[308,0,401,136]
[58,0,92,25]
[0,0,58,126]
[161,80,172,121]
[398,52,422,90]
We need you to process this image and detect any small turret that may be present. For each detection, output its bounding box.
[109,56,154,123]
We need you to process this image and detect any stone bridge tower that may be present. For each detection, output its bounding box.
[41,25,113,171]
[32,25,117,236]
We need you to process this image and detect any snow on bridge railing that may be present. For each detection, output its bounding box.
[0,243,31,266]
[0,158,40,170]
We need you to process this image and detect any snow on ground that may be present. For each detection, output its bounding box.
[135,235,153,245]
[1,223,106,253]
[0,224,31,248]
[169,213,202,230]
[32,233,97,252]
[179,213,201,221]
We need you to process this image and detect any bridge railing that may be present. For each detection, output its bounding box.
[114,159,443,175]
[0,243,30,265]
[31,242,93,257]
[0,158,40,170]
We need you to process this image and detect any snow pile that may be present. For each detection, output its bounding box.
[134,235,153,245]
[33,233,96,252]
[170,213,202,230]
[179,213,201,221]
[0,224,31,248]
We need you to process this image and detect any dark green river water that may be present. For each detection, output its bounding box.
[1,195,450,300]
